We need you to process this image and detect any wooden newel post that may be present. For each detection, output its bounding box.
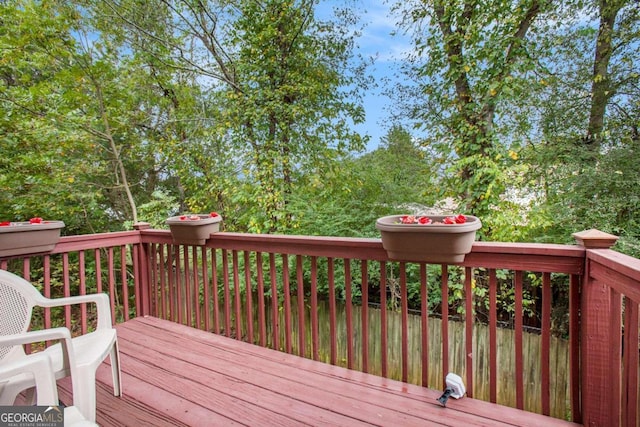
[573,229,619,426]
[133,222,152,316]
[572,229,619,250]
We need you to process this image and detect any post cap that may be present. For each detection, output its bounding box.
[572,229,619,249]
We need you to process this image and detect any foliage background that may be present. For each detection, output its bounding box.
[1,0,638,256]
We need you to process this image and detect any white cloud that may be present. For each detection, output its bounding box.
[358,1,412,62]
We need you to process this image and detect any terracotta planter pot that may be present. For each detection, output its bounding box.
[375,215,482,263]
[166,214,222,245]
[0,221,65,258]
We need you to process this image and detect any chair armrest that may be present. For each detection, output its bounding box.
[37,293,113,330]
[0,328,78,381]
[0,352,52,378]
[0,327,72,348]
[0,353,59,405]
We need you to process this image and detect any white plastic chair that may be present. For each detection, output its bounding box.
[0,350,97,426]
[0,269,121,422]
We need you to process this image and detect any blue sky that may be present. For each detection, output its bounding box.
[317,1,414,152]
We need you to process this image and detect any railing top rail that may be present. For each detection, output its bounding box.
[587,248,640,280]
[141,229,385,259]
[140,229,586,274]
[51,230,142,254]
[464,242,585,274]
[585,248,640,302]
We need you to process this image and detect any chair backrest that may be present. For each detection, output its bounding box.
[0,270,44,362]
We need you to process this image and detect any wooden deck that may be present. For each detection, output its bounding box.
[58,316,579,426]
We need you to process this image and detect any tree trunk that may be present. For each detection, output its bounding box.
[92,79,139,224]
[433,0,542,213]
[585,0,624,149]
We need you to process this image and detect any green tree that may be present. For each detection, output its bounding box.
[392,0,550,225]
[353,124,438,211]
[87,0,369,233]
[0,1,108,233]
[525,0,640,252]
[0,0,241,232]
[288,125,439,238]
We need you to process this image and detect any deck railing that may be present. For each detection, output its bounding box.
[1,225,639,426]
[579,247,640,426]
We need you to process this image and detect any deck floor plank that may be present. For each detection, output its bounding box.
[116,323,434,426]
[62,316,579,426]
[117,319,502,426]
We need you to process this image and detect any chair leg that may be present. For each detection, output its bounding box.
[0,384,33,406]
[24,386,36,405]
[73,367,97,423]
[68,341,121,423]
[110,340,122,396]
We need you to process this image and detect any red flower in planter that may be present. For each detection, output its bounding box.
[0,217,49,226]
[443,214,467,224]
[418,216,432,225]
[178,212,219,221]
[397,214,467,225]
[400,215,416,224]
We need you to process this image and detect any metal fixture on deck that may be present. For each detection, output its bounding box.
[437,373,466,407]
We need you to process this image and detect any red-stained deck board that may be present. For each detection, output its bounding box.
[61,316,579,427]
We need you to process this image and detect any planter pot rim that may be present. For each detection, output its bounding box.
[0,220,65,233]
[166,214,222,226]
[376,214,482,233]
